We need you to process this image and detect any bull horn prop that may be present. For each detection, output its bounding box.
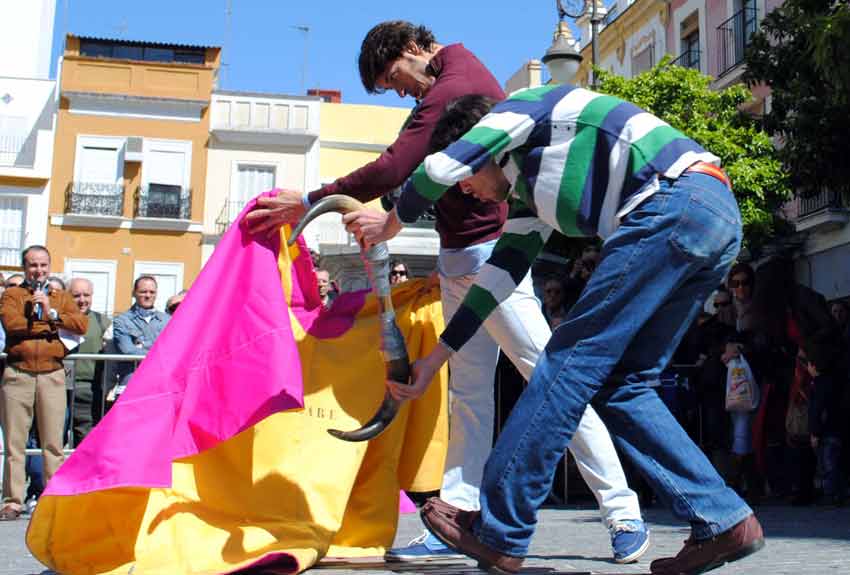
[288,195,411,442]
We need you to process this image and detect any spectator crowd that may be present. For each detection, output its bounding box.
[1,246,353,520]
[536,252,848,509]
[2,241,847,523]
[0,245,178,521]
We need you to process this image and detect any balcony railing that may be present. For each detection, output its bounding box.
[670,48,701,71]
[65,182,125,216]
[136,185,192,219]
[798,189,846,218]
[0,134,34,167]
[215,199,246,234]
[717,6,758,77]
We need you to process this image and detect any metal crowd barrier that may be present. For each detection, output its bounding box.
[3,352,706,500]
[0,353,145,463]
[492,360,704,504]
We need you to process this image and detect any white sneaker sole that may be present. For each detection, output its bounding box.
[385,552,466,563]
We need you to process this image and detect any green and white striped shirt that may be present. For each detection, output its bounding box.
[396,83,718,352]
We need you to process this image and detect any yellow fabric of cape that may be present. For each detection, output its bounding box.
[26,233,448,574]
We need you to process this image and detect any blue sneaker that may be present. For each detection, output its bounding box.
[385,530,464,562]
[610,519,650,564]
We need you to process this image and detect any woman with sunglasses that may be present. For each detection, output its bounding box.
[727,259,839,504]
[389,260,410,285]
[721,263,761,501]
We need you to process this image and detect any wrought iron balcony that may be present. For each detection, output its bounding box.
[794,188,849,233]
[215,198,246,234]
[136,184,192,219]
[66,182,125,216]
[798,189,845,218]
[716,6,758,77]
[670,48,701,71]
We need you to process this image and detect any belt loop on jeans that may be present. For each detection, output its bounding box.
[684,161,731,189]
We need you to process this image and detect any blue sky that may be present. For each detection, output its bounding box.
[50,0,580,109]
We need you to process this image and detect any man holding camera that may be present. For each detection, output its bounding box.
[0,245,88,520]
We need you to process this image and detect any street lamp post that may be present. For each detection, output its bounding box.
[543,0,603,88]
[542,20,583,84]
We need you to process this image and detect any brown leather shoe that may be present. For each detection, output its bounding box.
[420,498,524,575]
[650,514,765,574]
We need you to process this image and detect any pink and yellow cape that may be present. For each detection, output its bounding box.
[26,198,448,574]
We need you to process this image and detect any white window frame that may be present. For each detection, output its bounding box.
[73,135,127,186]
[673,1,707,75]
[631,44,655,76]
[0,196,27,267]
[727,0,765,23]
[141,138,192,191]
[133,260,184,312]
[229,160,279,205]
[63,258,118,317]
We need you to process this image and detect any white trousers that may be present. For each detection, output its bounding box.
[439,271,641,527]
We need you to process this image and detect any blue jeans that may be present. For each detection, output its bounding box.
[818,436,844,498]
[25,431,44,501]
[477,172,752,556]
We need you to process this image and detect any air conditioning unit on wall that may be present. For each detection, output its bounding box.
[125,136,144,162]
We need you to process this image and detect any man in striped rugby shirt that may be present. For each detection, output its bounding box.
[344,88,765,574]
[249,21,649,563]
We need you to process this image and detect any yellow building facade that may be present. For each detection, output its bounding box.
[309,99,439,291]
[317,101,410,188]
[47,36,220,314]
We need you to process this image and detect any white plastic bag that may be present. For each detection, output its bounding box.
[725,355,759,412]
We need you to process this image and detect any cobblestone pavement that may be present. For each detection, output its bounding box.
[2,503,848,574]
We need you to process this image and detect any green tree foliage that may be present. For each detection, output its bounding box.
[744,0,850,199]
[595,60,790,248]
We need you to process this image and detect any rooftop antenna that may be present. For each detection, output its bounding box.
[222,0,233,88]
[291,25,310,94]
[63,0,70,50]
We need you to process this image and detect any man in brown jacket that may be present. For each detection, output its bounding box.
[0,245,87,520]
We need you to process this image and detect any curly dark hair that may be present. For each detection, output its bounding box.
[358,21,436,93]
[429,94,497,154]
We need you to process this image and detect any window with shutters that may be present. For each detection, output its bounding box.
[631,44,655,76]
[220,163,276,226]
[0,197,26,266]
[70,135,125,216]
[138,139,192,219]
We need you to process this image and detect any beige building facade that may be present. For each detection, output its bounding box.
[202,91,321,264]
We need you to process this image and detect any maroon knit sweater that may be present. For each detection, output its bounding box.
[307,43,507,249]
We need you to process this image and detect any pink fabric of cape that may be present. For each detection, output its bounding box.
[399,491,417,514]
[44,195,304,496]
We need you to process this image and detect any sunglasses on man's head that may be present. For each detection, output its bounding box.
[729,279,751,288]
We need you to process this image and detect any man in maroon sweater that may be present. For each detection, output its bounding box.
[246,24,505,249]
[246,21,647,563]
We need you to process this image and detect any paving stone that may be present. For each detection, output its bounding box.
[1,503,847,574]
